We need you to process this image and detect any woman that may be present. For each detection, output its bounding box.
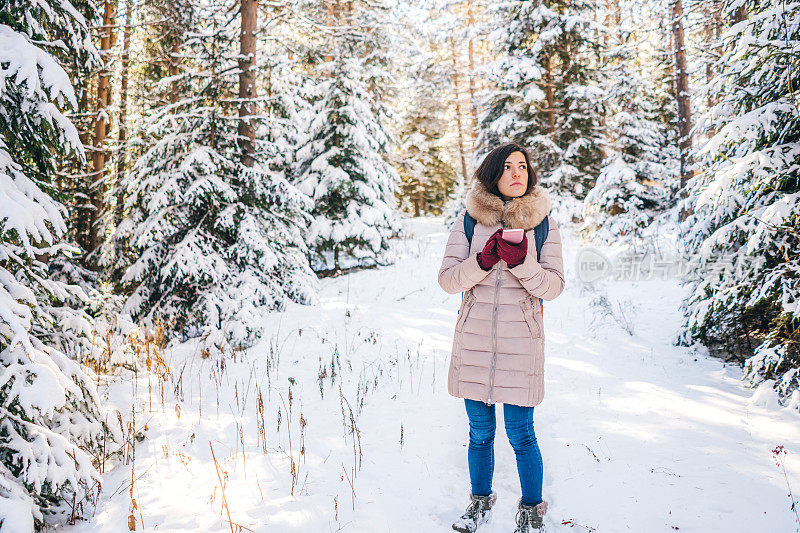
[438,142,565,533]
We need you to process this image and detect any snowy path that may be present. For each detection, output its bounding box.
[71,217,800,533]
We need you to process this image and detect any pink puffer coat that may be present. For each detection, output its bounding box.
[438,180,565,407]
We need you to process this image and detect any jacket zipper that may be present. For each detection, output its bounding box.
[487,258,502,403]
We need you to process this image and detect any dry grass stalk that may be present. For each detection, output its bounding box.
[209,442,235,533]
[278,392,299,494]
[339,387,362,473]
[773,445,800,529]
[255,386,266,454]
[341,464,356,511]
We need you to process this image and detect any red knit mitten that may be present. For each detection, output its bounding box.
[477,230,502,271]
[497,232,528,268]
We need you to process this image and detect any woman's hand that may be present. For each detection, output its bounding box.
[497,232,528,268]
[477,230,503,271]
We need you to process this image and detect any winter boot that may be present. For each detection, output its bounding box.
[452,491,497,533]
[513,499,548,532]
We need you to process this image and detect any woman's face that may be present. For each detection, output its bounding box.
[497,151,528,200]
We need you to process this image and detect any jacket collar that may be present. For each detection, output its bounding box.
[465,180,551,230]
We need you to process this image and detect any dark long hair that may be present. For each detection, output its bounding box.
[473,142,537,198]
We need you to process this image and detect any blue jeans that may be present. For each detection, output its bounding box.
[464,399,543,506]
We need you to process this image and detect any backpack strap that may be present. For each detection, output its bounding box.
[533,216,549,262]
[463,210,476,248]
[532,216,550,304]
[462,210,477,302]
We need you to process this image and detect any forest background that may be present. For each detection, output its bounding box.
[1,0,798,529]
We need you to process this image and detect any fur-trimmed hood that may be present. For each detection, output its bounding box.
[465,180,551,231]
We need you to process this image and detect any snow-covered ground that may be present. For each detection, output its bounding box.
[68,217,800,533]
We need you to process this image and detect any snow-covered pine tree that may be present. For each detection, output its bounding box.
[293,0,402,275]
[0,3,114,529]
[110,0,317,352]
[681,0,800,406]
[294,56,401,271]
[479,0,604,200]
[581,2,677,243]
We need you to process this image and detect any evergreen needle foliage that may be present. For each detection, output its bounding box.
[681,0,800,404]
[0,2,113,528]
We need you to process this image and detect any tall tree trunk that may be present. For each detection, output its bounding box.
[705,1,722,111]
[542,55,556,134]
[609,0,620,28]
[671,0,692,216]
[731,5,746,23]
[90,0,117,254]
[169,39,180,104]
[74,82,92,252]
[324,0,336,65]
[239,0,258,167]
[601,0,621,152]
[467,1,478,149]
[449,36,469,191]
[666,17,675,99]
[116,0,132,226]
